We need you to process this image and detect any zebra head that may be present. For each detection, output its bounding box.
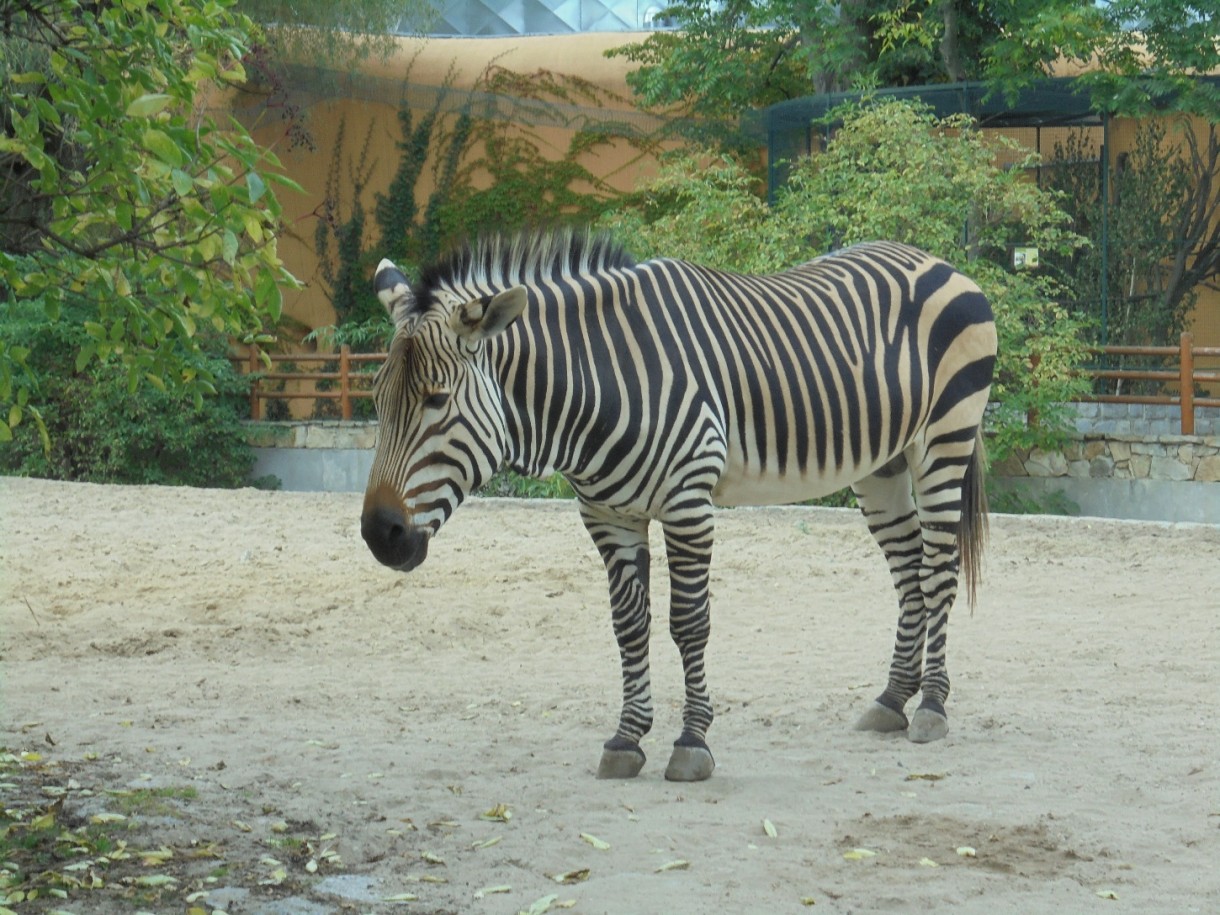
[361,258,526,572]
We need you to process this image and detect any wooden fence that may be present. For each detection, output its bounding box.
[232,332,1220,435]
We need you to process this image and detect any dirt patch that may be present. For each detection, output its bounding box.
[3,477,1219,913]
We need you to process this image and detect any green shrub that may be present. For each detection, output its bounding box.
[1,301,258,488]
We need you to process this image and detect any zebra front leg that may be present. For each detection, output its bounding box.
[852,464,927,734]
[580,505,655,778]
[661,514,716,782]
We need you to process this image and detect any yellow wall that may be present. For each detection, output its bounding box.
[243,33,661,338]
[241,36,1220,365]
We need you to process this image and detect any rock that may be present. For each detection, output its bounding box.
[1194,455,1220,482]
[1150,456,1191,481]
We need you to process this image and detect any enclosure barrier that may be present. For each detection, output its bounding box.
[232,333,1220,433]
[1083,333,1220,436]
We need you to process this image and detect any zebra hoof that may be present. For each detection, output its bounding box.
[597,738,646,779]
[854,701,908,733]
[664,740,715,782]
[908,708,948,743]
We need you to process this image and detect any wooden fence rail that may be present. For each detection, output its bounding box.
[232,333,1220,434]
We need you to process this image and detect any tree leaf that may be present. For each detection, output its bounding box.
[142,128,185,167]
[246,170,267,203]
[126,93,173,117]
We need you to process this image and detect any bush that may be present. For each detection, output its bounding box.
[1,302,258,488]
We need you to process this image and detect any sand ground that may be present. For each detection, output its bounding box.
[2,477,1218,914]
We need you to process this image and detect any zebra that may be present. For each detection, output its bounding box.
[361,229,996,782]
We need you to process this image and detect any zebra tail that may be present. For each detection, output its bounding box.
[958,428,989,610]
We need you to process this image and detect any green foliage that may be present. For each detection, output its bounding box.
[436,67,658,238]
[315,118,382,326]
[600,153,789,273]
[373,62,473,272]
[987,481,1079,516]
[988,0,1220,120]
[0,0,299,445]
[610,1,1220,130]
[601,99,1092,463]
[479,470,576,499]
[316,64,659,341]
[606,1,816,122]
[0,301,259,487]
[1046,122,1196,353]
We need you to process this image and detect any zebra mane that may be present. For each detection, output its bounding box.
[412,228,635,308]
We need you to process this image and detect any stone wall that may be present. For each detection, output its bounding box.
[1067,402,1220,437]
[994,434,1220,484]
[244,420,1220,522]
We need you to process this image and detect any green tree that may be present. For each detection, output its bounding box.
[1,0,299,444]
[610,1,1219,121]
[608,0,1009,120]
[600,99,1091,460]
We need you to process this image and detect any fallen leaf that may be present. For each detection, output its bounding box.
[139,846,174,866]
[1096,890,1119,900]
[471,835,503,850]
[904,772,947,782]
[474,884,512,898]
[919,857,939,867]
[133,874,177,887]
[552,868,590,884]
[655,859,690,872]
[842,848,877,861]
[956,846,977,857]
[383,892,419,902]
[421,851,446,865]
[520,893,559,915]
[800,897,817,907]
[90,813,127,825]
[580,832,610,850]
[763,818,778,838]
[481,803,512,822]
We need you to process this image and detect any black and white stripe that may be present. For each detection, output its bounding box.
[362,229,996,778]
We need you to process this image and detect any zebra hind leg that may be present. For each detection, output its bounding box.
[906,429,988,743]
[579,505,655,779]
[851,456,928,735]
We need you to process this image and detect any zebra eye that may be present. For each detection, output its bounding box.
[422,391,450,411]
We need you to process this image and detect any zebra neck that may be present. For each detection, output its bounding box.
[491,333,599,486]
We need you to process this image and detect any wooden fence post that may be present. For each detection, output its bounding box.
[248,345,261,421]
[339,344,352,421]
[1180,331,1194,435]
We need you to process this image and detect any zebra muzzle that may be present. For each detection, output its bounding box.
[361,506,430,572]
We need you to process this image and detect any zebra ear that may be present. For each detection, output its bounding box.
[448,286,527,344]
[374,258,419,330]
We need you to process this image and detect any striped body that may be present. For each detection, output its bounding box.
[362,231,996,779]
